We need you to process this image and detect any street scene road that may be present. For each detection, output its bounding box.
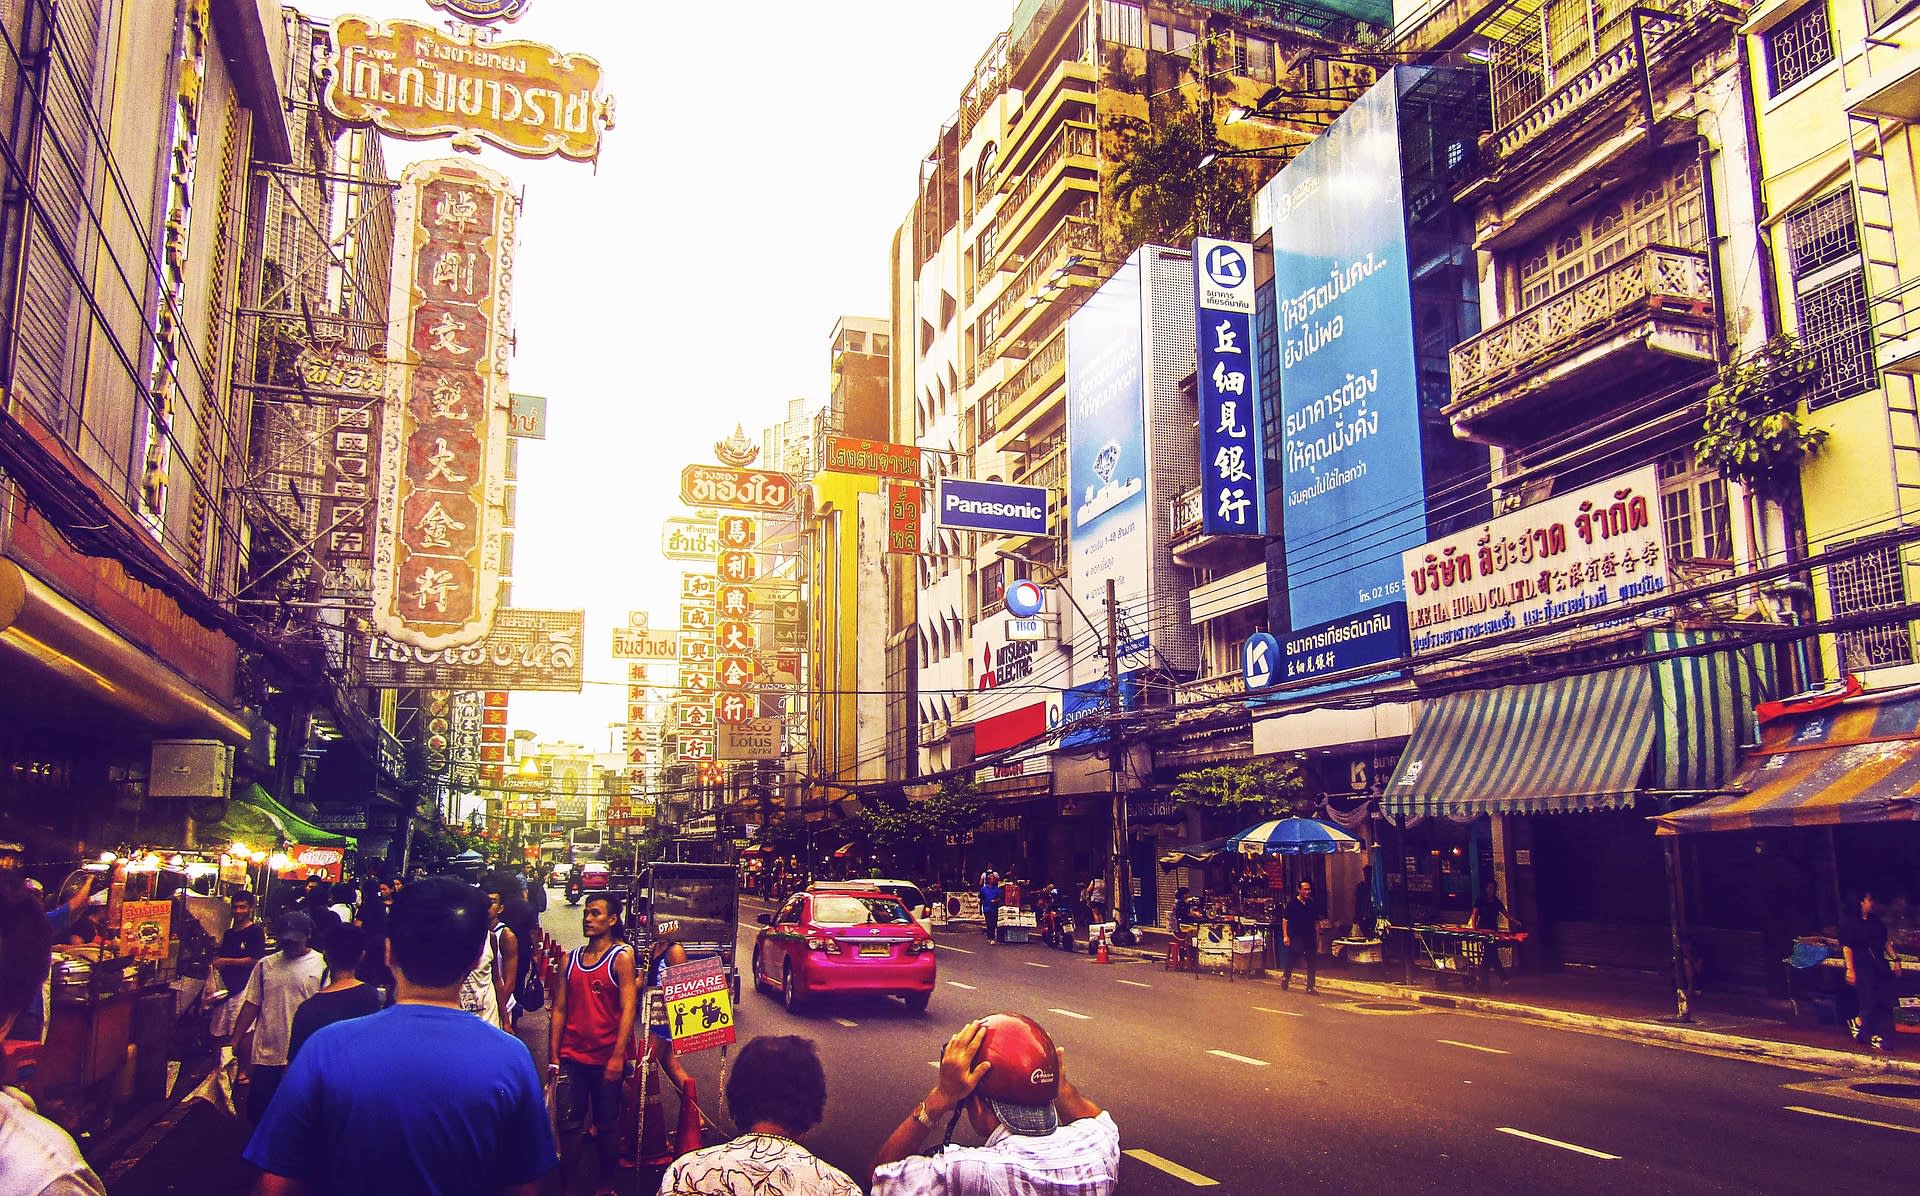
[532,896,1920,1195]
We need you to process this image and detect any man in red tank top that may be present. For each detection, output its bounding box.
[547,893,636,1195]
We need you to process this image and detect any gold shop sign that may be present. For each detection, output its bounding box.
[326,15,613,162]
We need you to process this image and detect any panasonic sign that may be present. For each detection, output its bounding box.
[935,478,1050,536]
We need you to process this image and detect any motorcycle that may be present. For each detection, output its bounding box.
[565,876,583,906]
[1037,891,1076,952]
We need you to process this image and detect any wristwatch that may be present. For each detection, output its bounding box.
[913,1101,935,1129]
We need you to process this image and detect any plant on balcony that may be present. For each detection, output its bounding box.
[1169,759,1311,818]
[1694,335,1829,499]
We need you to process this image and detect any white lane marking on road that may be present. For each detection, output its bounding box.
[1495,1128,1620,1160]
[1785,1105,1920,1135]
[1046,1007,1093,1021]
[833,1017,859,1028]
[947,981,978,990]
[1206,1049,1270,1067]
[1254,1006,1305,1018]
[1438,1039,1510,1055]
[935,943,975,954]
[1124,1149,1219,1187]
[1117,979,1151,988]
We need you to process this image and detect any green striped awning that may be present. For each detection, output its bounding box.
[1383,668,1656,818]
[1648,630,1776,793]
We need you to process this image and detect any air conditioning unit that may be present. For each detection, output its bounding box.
[149,739,234,799]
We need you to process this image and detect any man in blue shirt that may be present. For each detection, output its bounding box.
[244,877,558,1195]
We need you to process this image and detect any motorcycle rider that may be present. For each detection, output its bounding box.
[870,1013,1118,1195]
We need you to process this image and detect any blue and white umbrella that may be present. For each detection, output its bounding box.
[1227,817,1361,856]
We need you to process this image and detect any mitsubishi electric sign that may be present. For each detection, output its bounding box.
[935,478,1049,536]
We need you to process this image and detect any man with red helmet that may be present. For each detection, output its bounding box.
[869,1013,1119,1195]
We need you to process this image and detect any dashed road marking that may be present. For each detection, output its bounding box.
[946,980,978,990]
[1117,979,1152,988]
[1024,961,1052,969]
[832,1017,859,1028]
[1124,1149,1219,1187]
[935,943,975,954]
[1047,1007,1093,1021]
[1206,1049,1270,1067]
[1785,1105,1920,1135]
[1496,1128,1620,1160]
[1254,1006,1305,1017]
[1438,1039,1510,1055]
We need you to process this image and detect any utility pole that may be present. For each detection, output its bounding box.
[1106,577,1130,936]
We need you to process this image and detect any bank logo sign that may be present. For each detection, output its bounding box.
[935,478,1049,535]
[1193,236,1266,537]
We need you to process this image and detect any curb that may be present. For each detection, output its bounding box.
[1103,943,1920,1079]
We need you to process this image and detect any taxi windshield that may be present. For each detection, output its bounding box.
[813,895,911,927]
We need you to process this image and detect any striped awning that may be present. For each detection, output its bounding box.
[1647,630,1776,793]
[1383,668,1656,818]
[1653,686,1920,834]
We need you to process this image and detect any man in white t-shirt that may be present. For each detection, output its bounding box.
[660,1036,860,1196]
[231,910,326,1123]
[0,873,105,1195]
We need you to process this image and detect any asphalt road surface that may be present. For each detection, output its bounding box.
[540,894,1920,1194]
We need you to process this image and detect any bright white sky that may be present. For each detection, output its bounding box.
[301,1,1014,748]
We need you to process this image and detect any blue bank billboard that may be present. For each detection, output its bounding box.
[1261,71,1423,684]
[1066,256,1152,673]
[1193,238,1267,537]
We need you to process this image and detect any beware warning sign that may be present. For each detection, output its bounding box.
[661,957,735,1054]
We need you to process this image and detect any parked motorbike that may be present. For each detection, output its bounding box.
[1038,893,1076,952]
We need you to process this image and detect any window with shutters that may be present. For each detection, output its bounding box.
[1508,159,1708,312]
[1657,449,1733,564]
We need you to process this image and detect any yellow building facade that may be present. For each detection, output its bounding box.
[1750,0,1920,681]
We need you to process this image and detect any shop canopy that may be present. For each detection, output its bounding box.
[235,783,356,851]
[1158,837,1234,869]
[1383,668,1656,818]
[1653,686,1920,834]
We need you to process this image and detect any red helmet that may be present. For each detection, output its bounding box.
[974,1013,1059,1107]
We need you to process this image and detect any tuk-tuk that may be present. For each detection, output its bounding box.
[625,862,739,1001]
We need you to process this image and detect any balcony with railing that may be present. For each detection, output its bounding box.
[1170,485,1204,540]
[984,215,1100,356]
[1011,437,1066,491]
[1485,0,1727,165]
[982,327,1066,441]
[989,124,1098,271]
[1174,669,1247,708]
[1446,244,1716,445]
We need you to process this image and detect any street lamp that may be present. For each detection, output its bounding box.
[1196,144,1303,171]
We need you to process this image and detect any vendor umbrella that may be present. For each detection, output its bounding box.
[1227,817,1361,856]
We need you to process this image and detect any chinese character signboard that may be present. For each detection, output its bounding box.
[298,344,386,600]
[326,16,612,162]
[372,159,515,650]
[1402,465,1667,656]
[360,609,583,690]
[1193,239,1267,536]
[887,481,923,554]
[679,465,795,513]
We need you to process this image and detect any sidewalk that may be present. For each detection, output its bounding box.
[1107,924,1920,1078]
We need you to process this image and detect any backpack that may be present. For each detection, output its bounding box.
[518,968,546,1013]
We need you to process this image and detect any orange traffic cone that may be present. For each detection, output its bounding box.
[1095,935,1110,964]
[675,1075,703,1157]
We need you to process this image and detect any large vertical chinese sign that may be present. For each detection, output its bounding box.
[373,159,516,649]
[1193,239,1267,537]
[713,515,758,728]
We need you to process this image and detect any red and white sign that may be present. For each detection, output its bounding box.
[372,159,516,649]
[295,846,346,883]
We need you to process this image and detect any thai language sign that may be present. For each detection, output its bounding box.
[360,608,583,690]
[825,436,921,480]
[1403,465,1667,655]
[326,16,612,162]
[679,465,795,513]
[887,481,924,554]
[1260,73,1422,683]
[661,517,720,560]
[1192,238,1267,536]
[372,159,515,650]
